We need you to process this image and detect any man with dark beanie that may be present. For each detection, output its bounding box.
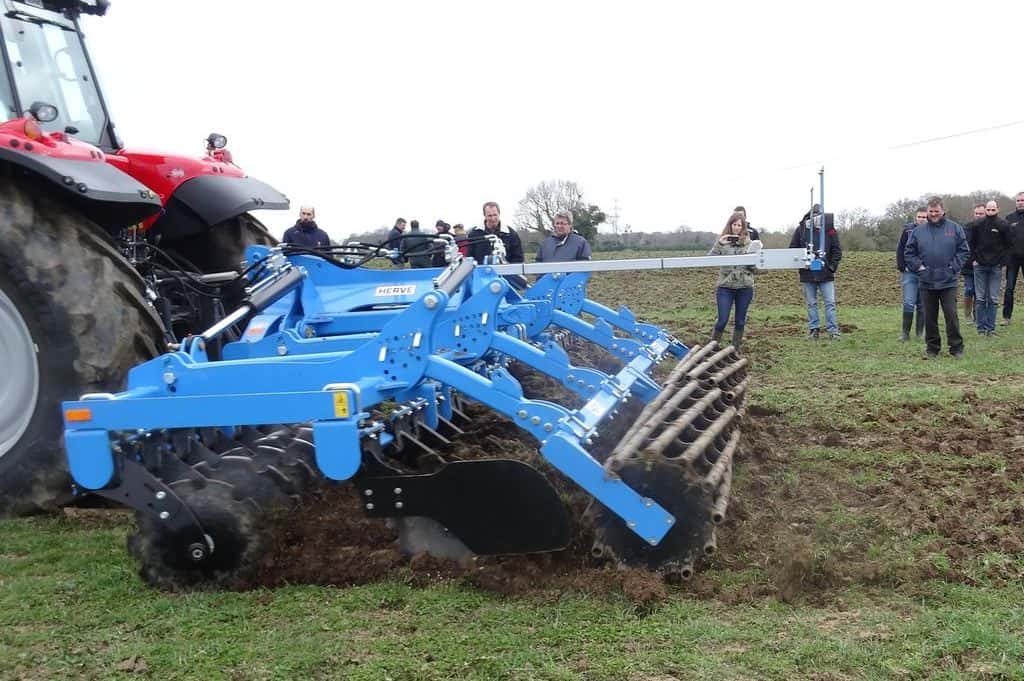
[1001,192,1024,325]
[969,200,1012,336]
[282,206,330,248]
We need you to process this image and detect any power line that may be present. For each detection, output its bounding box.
[721,117,1024,183]
[887,118,1024,151]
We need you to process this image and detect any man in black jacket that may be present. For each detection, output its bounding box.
[904,197,969,358]
[962,204,985,325]
[401,220,433,269]
[969,200,1012,336]
[431,220,452,267]
[468,201,524,265]
[1001,192,1024,325]
[282,206,331,248]
[896,208,927,341]
[385,217,407,267]
[468,201,526,289]
[789,205,843,339]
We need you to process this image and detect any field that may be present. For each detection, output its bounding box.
[3,251,1023,680]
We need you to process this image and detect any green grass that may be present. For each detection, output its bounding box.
[4,251,1024,680]
[3,516,1023,680]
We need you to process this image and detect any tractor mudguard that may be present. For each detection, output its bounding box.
[154,175,290,241]
[0,147,162,227]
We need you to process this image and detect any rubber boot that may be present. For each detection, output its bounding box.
[711,328,723,345]
[899,310,913,342]
[731,327,745,352]
[964,296,975,325]
[914,308,924,338]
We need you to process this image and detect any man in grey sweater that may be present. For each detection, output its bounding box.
[536,210,592,263]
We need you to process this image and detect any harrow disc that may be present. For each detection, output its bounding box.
[126,428,315,589]
[129,476,260,588]
[591,342,746,580]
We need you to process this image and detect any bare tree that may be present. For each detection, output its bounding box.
[513,180,585,234]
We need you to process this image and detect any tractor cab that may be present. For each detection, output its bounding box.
[0,0,117,150]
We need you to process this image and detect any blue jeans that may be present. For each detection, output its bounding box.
[802,281,838,333]
[900,271,921,313]
[714,286,753,333]
[973,264,1001,333]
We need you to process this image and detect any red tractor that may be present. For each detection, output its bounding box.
[0,0,289,513]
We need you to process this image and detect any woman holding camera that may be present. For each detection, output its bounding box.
[708,211,758,351]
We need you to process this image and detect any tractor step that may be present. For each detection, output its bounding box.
[355,459,571,555]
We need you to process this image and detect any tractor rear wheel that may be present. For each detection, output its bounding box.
[0,179,165,515]
[160,213,277,274]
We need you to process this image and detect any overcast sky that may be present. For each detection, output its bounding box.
[81,0,1024,239]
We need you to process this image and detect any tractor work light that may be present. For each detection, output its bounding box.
[28,101,59,122]
[206,133,228,150]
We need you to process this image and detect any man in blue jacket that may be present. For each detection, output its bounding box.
[904,197,970,358]
[896,207,927,341]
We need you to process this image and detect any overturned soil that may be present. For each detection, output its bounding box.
[224,382,1022,605]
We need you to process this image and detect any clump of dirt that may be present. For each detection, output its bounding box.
[768,535,842,603]
[619,569,668,610]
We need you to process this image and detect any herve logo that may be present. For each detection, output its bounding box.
[374,285,417,296]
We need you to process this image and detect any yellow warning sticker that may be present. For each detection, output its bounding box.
[332,391,350,418]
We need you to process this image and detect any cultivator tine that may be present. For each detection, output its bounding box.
[436,414,464,435]
[416,421,453,447]
[449,392,471,425]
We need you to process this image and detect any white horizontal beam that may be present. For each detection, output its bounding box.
[486,248,809,275]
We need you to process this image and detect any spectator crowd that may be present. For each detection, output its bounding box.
[280,190,1024,359]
